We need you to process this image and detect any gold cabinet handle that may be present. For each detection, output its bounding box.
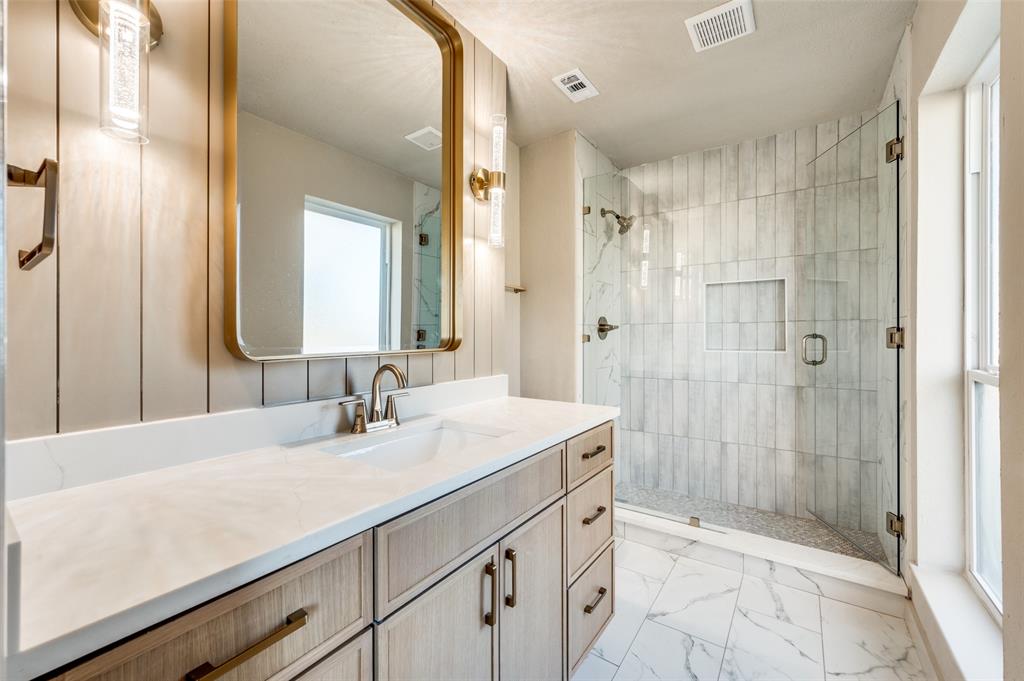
[505,548,518,607]
[484,560,498,626]
[184,608,308,681]
[581,444,606,460]
[582,505,607,526]
[8,159,58,271]
[584,587,608,614]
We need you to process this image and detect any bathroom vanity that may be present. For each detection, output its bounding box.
[6,398,617,680]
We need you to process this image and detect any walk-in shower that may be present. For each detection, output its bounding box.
[581,103,903,573]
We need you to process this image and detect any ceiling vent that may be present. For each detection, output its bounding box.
[685,0,756,53]
[552,68,599,103]
[404,126,442,151]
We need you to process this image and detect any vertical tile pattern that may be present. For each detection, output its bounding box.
[616,112,890,533]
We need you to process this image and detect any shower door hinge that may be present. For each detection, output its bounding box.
[886,512,905,538]
[582,205,591,216]
[886,326,905,349]
[582,333,591,343]
[886,137,904,163]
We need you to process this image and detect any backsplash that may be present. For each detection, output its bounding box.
[5,0,514,438]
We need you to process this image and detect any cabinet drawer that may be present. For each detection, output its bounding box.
[376,444,565,618]
[567,466,614,582]
[567,543,614,677]
[296,629,372,681]
[566,422,613,490]
[59,532,373,681]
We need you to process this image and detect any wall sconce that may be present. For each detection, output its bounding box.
[69,0,164,144]
[470,113,507,248]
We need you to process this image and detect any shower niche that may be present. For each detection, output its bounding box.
[704,279,786,352]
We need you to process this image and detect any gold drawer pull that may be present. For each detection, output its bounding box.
[484,560,498,626]
[582,505,607,526]
[185,608,309,681]
[505,548,518,607]
[583,587,608,614]
[581,444,606,460]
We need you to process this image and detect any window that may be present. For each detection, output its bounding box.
[302,197,393,353]
[965,43,1001,614]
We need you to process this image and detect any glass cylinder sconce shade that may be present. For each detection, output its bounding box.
[488,114,507,247]
[99,0,150,143]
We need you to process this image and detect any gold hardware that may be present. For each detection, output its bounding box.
[504,548,518,607]
[223,0,463,360]
[68,0,164,46]
[504,284,527,294]
[886,326,905,349]
[470,167,505,201]
[596,316,619,340]
[886,512,904,538]
[886,137,904,163]
[583,587,607,614]
[582,505,607,526]
[484,560,498,626]
[581,444,606,461]
[582,205,591,215]
[689,516,701,528]
[582,334,591,343]
[8,160,59,271]
[184,608,308,681]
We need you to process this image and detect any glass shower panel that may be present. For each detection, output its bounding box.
[806,103,901,573]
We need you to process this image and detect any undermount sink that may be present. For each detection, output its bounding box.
[321,420,512,471]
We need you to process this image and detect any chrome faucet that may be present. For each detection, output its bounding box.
[338,363,409,434]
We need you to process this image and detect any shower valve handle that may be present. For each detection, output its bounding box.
[596,316,619,340]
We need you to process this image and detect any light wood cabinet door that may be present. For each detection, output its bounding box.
[566,422,613,490]
[499,501,566,681]
[295,630,372,681]
[377,545,499,681]
[567,466,614,582]
[567,543,614,677]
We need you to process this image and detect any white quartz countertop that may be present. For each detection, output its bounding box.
[6,397,618,679]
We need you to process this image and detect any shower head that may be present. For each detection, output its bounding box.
[600,207,636,234]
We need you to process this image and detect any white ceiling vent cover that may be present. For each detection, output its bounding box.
[404,126,442,151]
[685,0,756,53]
[552,68,600,103]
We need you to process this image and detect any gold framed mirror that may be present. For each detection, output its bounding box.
[224,0,462,361]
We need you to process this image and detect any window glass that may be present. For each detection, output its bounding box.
[972,380,1002,605]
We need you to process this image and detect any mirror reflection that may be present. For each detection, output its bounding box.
[236,0,445,357]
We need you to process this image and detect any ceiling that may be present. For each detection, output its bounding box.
[238,0,443,188]
[442,0,916,168]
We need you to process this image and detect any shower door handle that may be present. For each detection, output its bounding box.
[801,333,827,366]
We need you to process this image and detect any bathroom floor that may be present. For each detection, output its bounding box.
[616,484,884,562]
[573,539,927,681]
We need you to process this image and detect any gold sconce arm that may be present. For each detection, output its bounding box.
[469,167,505,201]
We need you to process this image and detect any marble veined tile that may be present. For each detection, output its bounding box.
[592,565,666,666]
[615,539,678,581]
[737,575,822,633]
[613,620,724,681]
[574,653,619,681]
[744,556,905,616]
[820,598,927,681]
[720,607,825,681]
[647,557,741,645]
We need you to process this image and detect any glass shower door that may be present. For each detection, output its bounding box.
[805,102,902,573]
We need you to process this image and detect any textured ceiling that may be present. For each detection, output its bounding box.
[238,0,443,187]
[442,0,916,168]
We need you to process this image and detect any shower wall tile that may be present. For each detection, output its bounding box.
[775,191,796,258]
[724,443,740,504]
[704,148,722,205]
[644,377,659,434]
[756,447,776,511]
[722,144,739,201]
[860,390,878,462]
[688,380,706,439]
[657,378,674,435]
[688,438,706,497]
[722,201,739,261]
[722,382,739,442]
[814,455,838,524]
[815,386,838,456]
[705,381,723,442]
[739,445,758,507]
[738,382,757,445]
[776,386,796,450]
[860,461,877,532]
[837,457,861,529]
[644,431,659,488]
[738,139,756,199]
[673,436,690,493]
[704,203,722,264]
[705,440,723,501]
[688,151,704,208]
[688,207,705,265]
[837,251,860,320]
[837,181,860,251]
[756,384,776,447]
[738,198,757,260]
[859,178,878,249]
[658,433,675,491]
[631,430,645,484]
[815,121,838,186]
[672,154,688,210]
[673,323,688,379]
[643,163,658,216]
[859,113,878,179]
[673,379,689,436]
[775,130,796,193]
[814,185,837,252]
[794,189,815,255]
[837,388,860,459]
[756,195,776,259]
[775,450,797,516]
[795,126,817,190]
[755,136,776,196]
[658,157,673,214]
[837,115,861,183]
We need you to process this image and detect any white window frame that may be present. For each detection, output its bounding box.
[963,40,1001,619]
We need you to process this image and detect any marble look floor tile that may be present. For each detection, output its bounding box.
[647,557,741,646]
[820,598,927,681]
[592,566,666,666]
[737,575,822,633]
[612,620,724,681]
[674,540,745,572]
[744,556,905,617]
[574,653,619,681]
[623,523,696,554]
[720,607,825,681]
[615,540,678,581]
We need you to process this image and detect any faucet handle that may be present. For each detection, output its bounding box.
[384,391,409,424]
[338,397,368,434]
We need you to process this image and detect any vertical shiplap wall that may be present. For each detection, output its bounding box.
[5,0,510,438]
